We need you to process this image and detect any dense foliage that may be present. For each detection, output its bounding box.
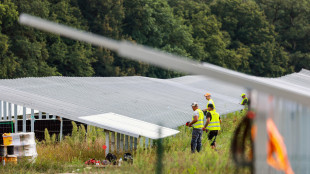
[0,0,309,79]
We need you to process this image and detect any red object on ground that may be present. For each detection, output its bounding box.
[102,145,107,150]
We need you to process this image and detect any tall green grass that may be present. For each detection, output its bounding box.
[0,111,250,173]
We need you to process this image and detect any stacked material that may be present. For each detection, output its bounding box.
[12,132,37,158]
[0,132,37,165]
[1,133,17,164]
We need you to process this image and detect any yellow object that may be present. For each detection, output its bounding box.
[206,99,216,112]
[3,133,13,146]
[241,93,246,97]
[4,155,17,164]
[192,109,204,129]
[207,110,221,130]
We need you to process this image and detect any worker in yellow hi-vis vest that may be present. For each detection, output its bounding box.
[203,93,216,113]
[203,103,221,149]
[187,102,204,153]
[240,93,248,111]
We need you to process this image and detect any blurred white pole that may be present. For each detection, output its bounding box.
[18,13,310,107]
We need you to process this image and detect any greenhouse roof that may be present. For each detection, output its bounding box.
[0,75,245,138]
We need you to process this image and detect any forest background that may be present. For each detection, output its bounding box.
[1,0,309,79]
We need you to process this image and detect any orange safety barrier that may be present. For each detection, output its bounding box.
[267,118,294,174]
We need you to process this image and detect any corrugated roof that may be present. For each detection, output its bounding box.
[0,75,244,138]
[1,69,309,138]
[79,113,179,139]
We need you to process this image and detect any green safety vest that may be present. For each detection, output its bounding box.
[192,109,204,129]
[206,99,216,112]
[207,110,221,131]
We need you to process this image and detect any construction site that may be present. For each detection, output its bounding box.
[0,4,310,174]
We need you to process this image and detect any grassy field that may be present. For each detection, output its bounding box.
[0,111,250,174]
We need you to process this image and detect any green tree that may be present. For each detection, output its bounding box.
[122,0,194,78]
[0,0,21,78]
[210,0,291,76]
[256,0,310,71]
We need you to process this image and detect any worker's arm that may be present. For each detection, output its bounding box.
[188,116,198,127]
[202,117,210,131]
[203,108,208,112]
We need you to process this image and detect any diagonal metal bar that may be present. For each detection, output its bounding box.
[19,13,310,107]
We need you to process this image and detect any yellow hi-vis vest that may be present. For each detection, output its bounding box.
[192,109,204,129]
[241,97,248,105]
[206,99,216,112]
[207,110,221,131]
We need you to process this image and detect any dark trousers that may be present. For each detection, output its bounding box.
[191,128,203,153]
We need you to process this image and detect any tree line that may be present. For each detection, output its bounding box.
[0,0,309,79]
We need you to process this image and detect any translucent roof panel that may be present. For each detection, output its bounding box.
[0,75,244,129]
[79,113,179,139]
[2,69,309,138]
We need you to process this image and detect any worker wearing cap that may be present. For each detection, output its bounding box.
[240,93,248,106]
[203,93,216,112]
[203,103,221,149]
[187,102,204,153]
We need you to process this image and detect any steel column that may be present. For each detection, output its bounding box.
[117,133,120,151]
[105,131,110,155]
[14,104,17,133]
[31,109,34,132]
[111,132,115,152]
[39,111,42,119]
[3,101,6,120]
[145,138,149,148]
[130,136,133,151]
[23,106,26,132]
[8,103,11,120]
[60,117,63,141]
[125,135,128,152]
[134,137,138,150]
[0,100,2,120]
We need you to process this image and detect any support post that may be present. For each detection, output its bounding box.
[130,136,133,151]
[23,106,26,132]
[252,90,269,174]
[139,137,143,148]
[0,100,2,120]
[39,111,42,119]
[117,133,120,151]
[3,101,6,120]
[150,139,153,147]
[31,109,34,132]
[125,135,128,152]
[52,115,56,119]
[111,132,115,152]
[14,104,17,133]
[134,137,138,150]
[145,138,149,148]
[105,131,110,155]
[60,117,63,141]
[120,134,124,152]
[8,103,11,121]
[46,113,49,119]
